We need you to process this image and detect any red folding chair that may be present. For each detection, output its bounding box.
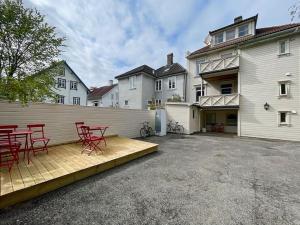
[80,125,104,155]
[0,130,20,172]
[75,122,85,143]
[27,124,50,156]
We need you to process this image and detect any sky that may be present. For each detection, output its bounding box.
[24,0,299,88]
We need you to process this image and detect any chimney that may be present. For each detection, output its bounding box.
[108,80,113,86]
[234,16,243,23]
[167,53,173,65]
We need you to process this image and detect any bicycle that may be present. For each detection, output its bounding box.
[140,121,154,138]
[167,120,184,134]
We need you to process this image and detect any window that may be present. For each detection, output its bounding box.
[238,24,249,37]
[73,97,80,105]
[57,78,66,88]
[196,85,205,101]
[155,99,161,106]
[70,81,77,90]
[278,111,291,126]
[56,95,64,104]
[125,100,129,106]
[93,101,99,107]
[196,58,206,75]
[129,76,136,89]
[226,114,237,126]
[220,83,232,94]
[155,79,162,91]
[192,110,195,119]
[215,33,224,44]
[279,40,289,55]
[168,76,176,89]
[226,29,235,41]
[278,80,290,97]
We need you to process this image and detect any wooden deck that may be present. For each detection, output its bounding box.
[0,136,158,209]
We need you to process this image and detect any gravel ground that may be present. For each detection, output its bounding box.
[0,134,300,225]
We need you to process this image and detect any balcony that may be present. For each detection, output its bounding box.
[197,93,239,108]
[199,55,239,78]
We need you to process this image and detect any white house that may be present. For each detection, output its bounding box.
[115,54,187,110]
[167,15,300,141]
[87,80,119,107]
[45,61,89,106]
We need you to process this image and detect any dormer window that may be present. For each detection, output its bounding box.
[226,29,235,41]
[238,24,249,37]
[215,33,224,44]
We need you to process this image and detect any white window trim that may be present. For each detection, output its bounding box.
[70,81,78,90]
[278,39,290,56]
[155,79,162,91]
[129,76,136,90]
[238,24,249,37]
[278,111,291,127]
[278,80,291,98]
[168,76,177,90]
[73,97,80,105]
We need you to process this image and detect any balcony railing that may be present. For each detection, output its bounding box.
[197,94,239,107]
[199,55,239,74]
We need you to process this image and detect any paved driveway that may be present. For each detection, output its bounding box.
[1,134,300,225]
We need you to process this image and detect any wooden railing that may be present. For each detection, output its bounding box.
[199,55,239,74]
[198,94,239,107]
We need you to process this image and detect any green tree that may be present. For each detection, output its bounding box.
[0,0,65,104]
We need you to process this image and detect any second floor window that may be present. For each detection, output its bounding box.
[155,80,162,91]
[196,85,205,101]
[129,76,136,89]
[215,33,224,44]
[57,78,66,88]
[279,40,289,55]
[278,80,290,97]
[226,29,235,41]
[168,77,176,89]
[56,95,64,104]
[238,24,249,37]
[220,83,232,94]
[196,58,206,75]
[70,81,77,90]
[73,97,80,105]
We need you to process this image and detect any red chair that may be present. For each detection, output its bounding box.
[0,130,20,172]
[75,122,85,143]
[80,125,104,155]
[27,124,50,156]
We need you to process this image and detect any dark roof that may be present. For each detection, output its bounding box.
[188,23,300,58]
[115,65,155,79]
[62,61,90,91]
[156,63,186,77]
[209,15,258,35]
[88,84,117,100]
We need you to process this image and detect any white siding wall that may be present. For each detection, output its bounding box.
[239,34,300,141]
[118,75,143,109]
[101,85,119,107]
[0,101,155,145]
[47,64,88,106]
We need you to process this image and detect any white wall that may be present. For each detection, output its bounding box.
[239,34,300,141]
[0,101,155,145]
[100,85,119,107]
[47,64,88,106]
[141,74,155,109]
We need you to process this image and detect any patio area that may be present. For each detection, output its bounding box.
[0,136,158,209]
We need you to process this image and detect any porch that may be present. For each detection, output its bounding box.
[0,136,158,209]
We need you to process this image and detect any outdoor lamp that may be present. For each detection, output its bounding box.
[264,102,270,111]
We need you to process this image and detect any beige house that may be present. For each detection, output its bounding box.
[168,15,300,141]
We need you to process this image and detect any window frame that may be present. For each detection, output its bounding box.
[155,99,161,106]
[56,95,65,104]
[226,29,235,41]
[70,81,78,90]
[155,79,162,91]
[129,76,136,89]
[215,32,224,44]
[73,97,80,105]
[196,58,206,75]
[124,100,129,106]
[278,40,290,55]
[168,76,176,90]
[195,85,206,102]
[220,83,233,95]
[57,78,66,88]
[278,80,291,97]
[278,111,291,126]
[238,24,249,37]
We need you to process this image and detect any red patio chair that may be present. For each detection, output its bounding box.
[27,124,50,156]
[75,122,93,146]
[0,130,20,172]
[80,125,104,155]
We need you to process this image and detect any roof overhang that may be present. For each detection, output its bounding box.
[193,105,239,110]
[200,67,239,80]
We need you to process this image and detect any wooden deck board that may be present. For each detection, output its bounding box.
[0,136,158,208]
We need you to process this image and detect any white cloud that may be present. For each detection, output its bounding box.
[25,0,297,87]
